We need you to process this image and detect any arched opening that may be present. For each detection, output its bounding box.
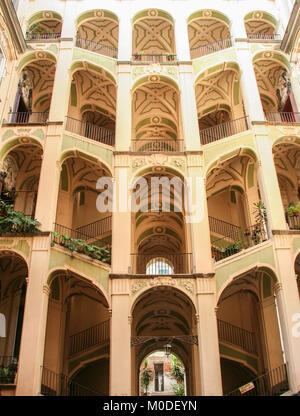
[54,154,112,259]
[26,11,62,41]
[8,55,56,124]
[272,140,300,229]
[139,351,185,396]
[75,10,118,58]
[131,77,181,152]
[217,268,289,396]
[206,151,267,262]
[132,9,176,63]
[42,271,110,396]
[195,64,248,145]
[0,251,28,384]
[294,253,300,299]
[0,142,43,219]
[66,66,116,147]
[253,53,299,122]
[244,11,278,41]
[187,10,231,59]
[131,170,191,274]
[132,286,198,396]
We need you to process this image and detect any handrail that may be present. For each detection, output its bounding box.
[131,138,183,152]
[265,111,300,123]
[75,36,118,58]
[217,319,257,355]
[131,252,193,274]
[53,223,92,240]
[69,320,110,356]
[75,216,112,239]
[65,116,115,147]
[212,223,268,262]
[41,366,105,396]
[190,38,232,59]
[200,116,249,145]
[209,216,241,240]
[4,111,49,124]
[247,33,281,41]
[226,364,289,396]
[26,32,61,40]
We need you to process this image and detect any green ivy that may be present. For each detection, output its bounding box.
[0,201,41,235]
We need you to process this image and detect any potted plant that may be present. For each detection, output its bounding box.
[166,53,175,62]
[287,202,300,217]
[141,360,153,396]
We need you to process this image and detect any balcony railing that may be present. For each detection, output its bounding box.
[217,319,257,355]
[131,138,183,153]
[226,364,289,396]
[75,216,112,240]
[4,111,49,124]
[190,38,232,59]
[209,216,241,240]
[287,215,300,230]
[41,367,105,396]
[75,36,118,58]
[200,116,249,145]
[53,223,92,241]
[69,320,110,356]
[132,53,177,63]
[212,223,268,262]
[131,252,193,274]
[247,33,281,41]
[65,116,115,146]
[26,32,61,41]
[0,356,18,384]
[265,111,300,124]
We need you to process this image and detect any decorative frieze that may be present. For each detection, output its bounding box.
[132,64,178,81]
[130,276,195,296]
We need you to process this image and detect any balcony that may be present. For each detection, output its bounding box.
[265,111,300,124]
[0,356,18,385]
[26,32,61,41]
[75,37,118,59]
[212,223,269,262]
[4,111,48,125]
[132,53,177,64]
[199,116,249,145]
[287,215,300,230]
[65,117,115,147]
[247,33,281,41]
[131,138,183,153]
[190,38,232,60]
[131,252,193,275]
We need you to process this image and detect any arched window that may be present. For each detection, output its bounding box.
[146,257,174,275]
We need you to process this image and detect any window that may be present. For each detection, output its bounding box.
[146,258,174,275]
[154,363,164,392]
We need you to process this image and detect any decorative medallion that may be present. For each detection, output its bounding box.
[148,9,158,17]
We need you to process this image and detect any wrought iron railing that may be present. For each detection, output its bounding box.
[247,33,281,41]
[131,252,193,274]
[287,215,300,230]
[0,356,18,384]
[41,366,105,396]
[69,320,110,356]
[65,116,115,146]
[75,36,118,58]
[53,223,92,241]
[217,319,257,355]
[190,38,232,59]
[200,116,249,145]
[209,216,241,240]
[131,138,183,153]
[212,223,268,262]
[132,53,177,63]
[265,112,300,123]
[4,111,49,124]
[75,216,112,240]
[26,32,61,41]
[226,364,289,396]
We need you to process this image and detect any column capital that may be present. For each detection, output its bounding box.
[43,284,51,297]
[274,282,283,294]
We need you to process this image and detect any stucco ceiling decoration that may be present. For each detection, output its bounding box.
[188,18,230,48]
[77,18,118,48]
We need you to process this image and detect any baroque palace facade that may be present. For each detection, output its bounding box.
[0,0,299,397]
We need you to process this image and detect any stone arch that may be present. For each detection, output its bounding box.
[244,10,278,37]
[59,149,113,178]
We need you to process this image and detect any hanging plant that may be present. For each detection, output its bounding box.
[0,201,40,235]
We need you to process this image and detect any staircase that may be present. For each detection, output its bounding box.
[75,216,112,244]
[69,320,110,357]
[209,216,241,241]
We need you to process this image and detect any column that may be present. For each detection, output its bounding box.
[118,13,132,61]
[15,235,51,396]
[273,234,300,393]
[179,65,201,151]
[110,279,131,395]
[230,12,247,39]
[115,65,132,151]
[34,125,62,231]
[196,278,223,396]
[174,16,191,61]
[290,64,300,112]
[186,155,213,274]
[275,0,291,33]
[48,40,73,122]
[111,156,131,274]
